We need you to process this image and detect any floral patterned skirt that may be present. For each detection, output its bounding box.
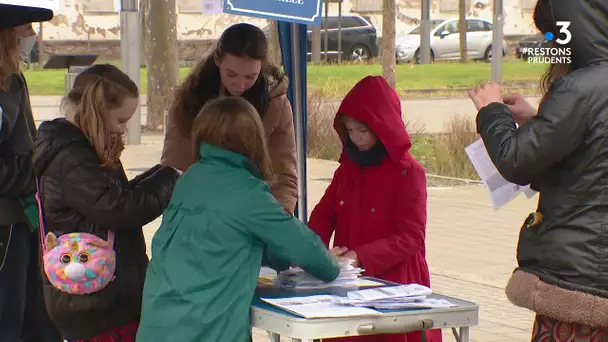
[532,315,608,342]
[66,322,139,342]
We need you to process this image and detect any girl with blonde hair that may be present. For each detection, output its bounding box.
[34,64,180,342]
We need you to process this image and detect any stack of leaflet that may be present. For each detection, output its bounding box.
[332,284,455,309]
[275,258,363,289]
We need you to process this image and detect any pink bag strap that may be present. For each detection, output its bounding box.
[36,177,115,249]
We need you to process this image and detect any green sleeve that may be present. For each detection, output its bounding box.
[243,186,340,283]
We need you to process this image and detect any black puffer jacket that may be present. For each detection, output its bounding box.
[33,118,179,339]
[0,74,37,224]
[476,0,608,328]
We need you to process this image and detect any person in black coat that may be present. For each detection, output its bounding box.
[469,0,608,339]
[0,4,63,341]
[33,64,180,342]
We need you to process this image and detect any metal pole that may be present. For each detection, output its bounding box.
[312,26,321,64]
[290,23,308,223]
[420,0,431,64]
[337,1,342,64]
[490,0,504,82]
[324,1,329,63]
[121,0,141,145]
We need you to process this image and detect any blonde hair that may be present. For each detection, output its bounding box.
[192,96,274,182]
[63,64,139,167]
[0,28,20,92]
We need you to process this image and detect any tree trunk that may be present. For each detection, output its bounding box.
[145,0,179,131]
[459,0,468,62]
[139,0,148,67]
[382,0,396,89]
[266,20,283,67]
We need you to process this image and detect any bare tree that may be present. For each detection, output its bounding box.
[139,0,148,64]
[144,0,179,131]
[459,0,468,62]
[382,0,396,88]
[266,20,282,67]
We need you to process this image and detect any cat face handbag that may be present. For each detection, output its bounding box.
[36,178,116,295]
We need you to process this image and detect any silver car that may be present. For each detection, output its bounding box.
[396,18,507,63]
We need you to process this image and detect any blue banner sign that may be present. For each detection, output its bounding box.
[224,0,323,25]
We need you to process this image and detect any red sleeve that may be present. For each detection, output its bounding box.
[354,162,427,277]
[307,167,341,247]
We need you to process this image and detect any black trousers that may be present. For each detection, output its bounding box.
[0,223,63,342]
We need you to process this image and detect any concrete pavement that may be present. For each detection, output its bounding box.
[29,95,542,134]
[119,134,538,342]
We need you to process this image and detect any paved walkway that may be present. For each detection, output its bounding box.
[121,134,538,342]
[30,95,542,134]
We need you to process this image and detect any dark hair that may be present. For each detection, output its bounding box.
[171,23,286,136]
[534,0,572,95]
[192,96,274,182]
[64,64,139,167]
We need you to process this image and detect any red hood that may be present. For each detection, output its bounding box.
[334,76,411,166]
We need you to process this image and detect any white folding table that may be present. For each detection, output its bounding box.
[252,278,479,342]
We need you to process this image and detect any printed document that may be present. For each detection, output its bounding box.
[465,139,537,210]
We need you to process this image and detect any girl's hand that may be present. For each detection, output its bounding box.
[330,246,348,257]
[342,250,360,267]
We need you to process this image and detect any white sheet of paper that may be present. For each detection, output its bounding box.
[262,296,382,318]
[465,139,536,210]
[347,284,432,301]
[202,0,224,14]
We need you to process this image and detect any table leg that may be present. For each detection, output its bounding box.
[458,327,470,342]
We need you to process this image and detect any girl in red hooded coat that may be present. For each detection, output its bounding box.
[308,76,442,342]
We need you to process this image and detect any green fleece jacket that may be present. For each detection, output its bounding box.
[136,143,340,342]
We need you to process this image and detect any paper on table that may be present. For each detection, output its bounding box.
[261,296,382,319]
[347,284,432,301]
[370,298,456,310]
[465,139,537,210]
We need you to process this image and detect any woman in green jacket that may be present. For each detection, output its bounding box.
[136,96,340,342]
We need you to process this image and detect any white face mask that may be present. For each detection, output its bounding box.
[19,35,37,60]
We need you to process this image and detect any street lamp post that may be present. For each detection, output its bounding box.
[419,0,431,64]
[120,0,141,145]
[490,0,504,82]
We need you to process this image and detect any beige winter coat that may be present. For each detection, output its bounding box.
[160,77,298,214]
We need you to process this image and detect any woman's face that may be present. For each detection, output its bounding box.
[216,53,262,97]
[344,117,378,151]
[14,23,35,37]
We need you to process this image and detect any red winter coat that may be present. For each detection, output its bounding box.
[308,76,442,342]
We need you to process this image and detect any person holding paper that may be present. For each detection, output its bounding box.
[0,4,63,341]
[468,0,608,339]
[308,76,442,342]
[137,96,340,342]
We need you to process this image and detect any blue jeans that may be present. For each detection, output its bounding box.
[0,223,63,342]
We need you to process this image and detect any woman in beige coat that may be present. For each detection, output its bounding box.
[161,23,297,213]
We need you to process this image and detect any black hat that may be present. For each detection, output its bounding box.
[0,4,54,30]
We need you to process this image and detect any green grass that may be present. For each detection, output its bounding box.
[22,60,546,97]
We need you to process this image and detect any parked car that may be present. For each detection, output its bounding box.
[306,14,379,63]
[396,18,506,63]
[515,33,546,60]
[261,15,378,63]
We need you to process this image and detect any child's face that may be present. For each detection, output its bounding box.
[107,96,138,135]
[344,117,377,151]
